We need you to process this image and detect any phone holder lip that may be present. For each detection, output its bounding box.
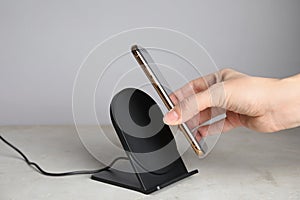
[91,88,198,194]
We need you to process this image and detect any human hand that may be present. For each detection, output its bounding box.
[163,68,300,139]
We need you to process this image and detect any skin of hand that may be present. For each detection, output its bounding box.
[163,68,300,139]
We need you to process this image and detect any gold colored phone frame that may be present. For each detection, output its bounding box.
[131,45,205,156]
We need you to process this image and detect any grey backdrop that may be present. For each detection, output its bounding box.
[0,0,299,125]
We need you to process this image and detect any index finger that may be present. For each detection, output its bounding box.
[169,72,220,105]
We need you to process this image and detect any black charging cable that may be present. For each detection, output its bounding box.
[0,135,129,177]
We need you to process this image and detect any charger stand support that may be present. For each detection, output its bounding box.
[91,88,198,194]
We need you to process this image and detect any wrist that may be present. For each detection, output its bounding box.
[274,75,300,130]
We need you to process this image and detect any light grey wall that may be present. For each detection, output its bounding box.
[0,0,299,125]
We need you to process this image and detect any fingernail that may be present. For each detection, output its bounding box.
[163,109,179,124]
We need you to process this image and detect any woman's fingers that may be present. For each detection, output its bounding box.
[164,82,226,125]
[169,71,221,105]
[195,111,242,139]
[163,90,212,125]
[185,107,226,130]
[185,109,208,130]
[195,119,232,139]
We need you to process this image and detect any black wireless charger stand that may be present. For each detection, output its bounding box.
[91,88,198,194]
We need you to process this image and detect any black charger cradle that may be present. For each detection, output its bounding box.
[91,88,198,194]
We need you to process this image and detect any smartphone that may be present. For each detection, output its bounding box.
[131,45,206,156]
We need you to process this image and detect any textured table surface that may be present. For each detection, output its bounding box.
[0,125,299,200]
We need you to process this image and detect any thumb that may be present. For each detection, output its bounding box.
[163,90,211,125]
[163,83,227,125]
